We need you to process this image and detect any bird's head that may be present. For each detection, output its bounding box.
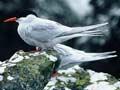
[3,10,37,23]
[16,14,37,23]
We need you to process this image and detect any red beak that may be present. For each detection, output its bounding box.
[3,17,17,22]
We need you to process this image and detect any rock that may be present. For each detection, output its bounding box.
[44,65,120,90]
[0,50,56,90]
[0,50,119,90]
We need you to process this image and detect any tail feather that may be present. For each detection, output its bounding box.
[84,55,117,62]
[54,44,117,69]
[53,23,108,44]
[81,51,117,62]
[59,54,117,69]
[53,33,103,45]
[62,22,108,36]
[87,51,116,56]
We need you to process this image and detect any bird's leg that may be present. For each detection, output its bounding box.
[51,70,59,77]
[36,47,41,51]
[30,47,41,53]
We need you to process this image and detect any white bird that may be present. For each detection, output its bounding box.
[4,14,108,50]
[53,44,117,69]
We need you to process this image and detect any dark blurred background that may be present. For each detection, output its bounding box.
[0,0,120,78]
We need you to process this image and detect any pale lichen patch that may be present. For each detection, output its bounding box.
[29,52,41,56]
[0,66,6,74]
[87,70,108,83]
[48,55,57,62]
[7,76,14,81]
[9,53,24,63]
[24,56,30,59]
[57,76,76,83]
[85,81,117,90]
[0,75,3,81]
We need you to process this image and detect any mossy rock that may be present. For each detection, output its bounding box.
[0,51,56,90]
[44,65,120,90]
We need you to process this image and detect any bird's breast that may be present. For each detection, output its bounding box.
[17,24,35,46]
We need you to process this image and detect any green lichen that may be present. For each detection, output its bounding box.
[0,51,55,90]
[75,71,90,90]
[49,69,90,90]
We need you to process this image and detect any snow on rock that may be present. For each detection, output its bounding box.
[29,52,40,56]
[58,65,83,75]
[28,51,57,62]
[46,77,57,86]
[44,78,57,90]
[18,50,25,54]
[44,75,76,90]
[64,87,71,90]
[85,82,117,90]
[7,63,16,67]
[40,51,47,55]
[87,70,108,83]
[73,65,82,70]
[7,76,14,81]
[31,51,57,62]
[9,53,24,63]
[48,55,57,62]
[44,65,120,90]
[24,56,30,59]
[57,76,76,83]
[0,52,24,81]
[0,75,3,81]
[0,61,2,64]
[58,68,76,75]
[41,52,57,62]
[114,81,120,88]
[0,66,6,74]
[44,86,56,90]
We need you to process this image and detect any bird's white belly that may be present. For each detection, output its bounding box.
[18,33,35,46]
[17,24,54,49]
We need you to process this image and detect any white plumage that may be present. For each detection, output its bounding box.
[54,44,117,69]
[17,14,108,50]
